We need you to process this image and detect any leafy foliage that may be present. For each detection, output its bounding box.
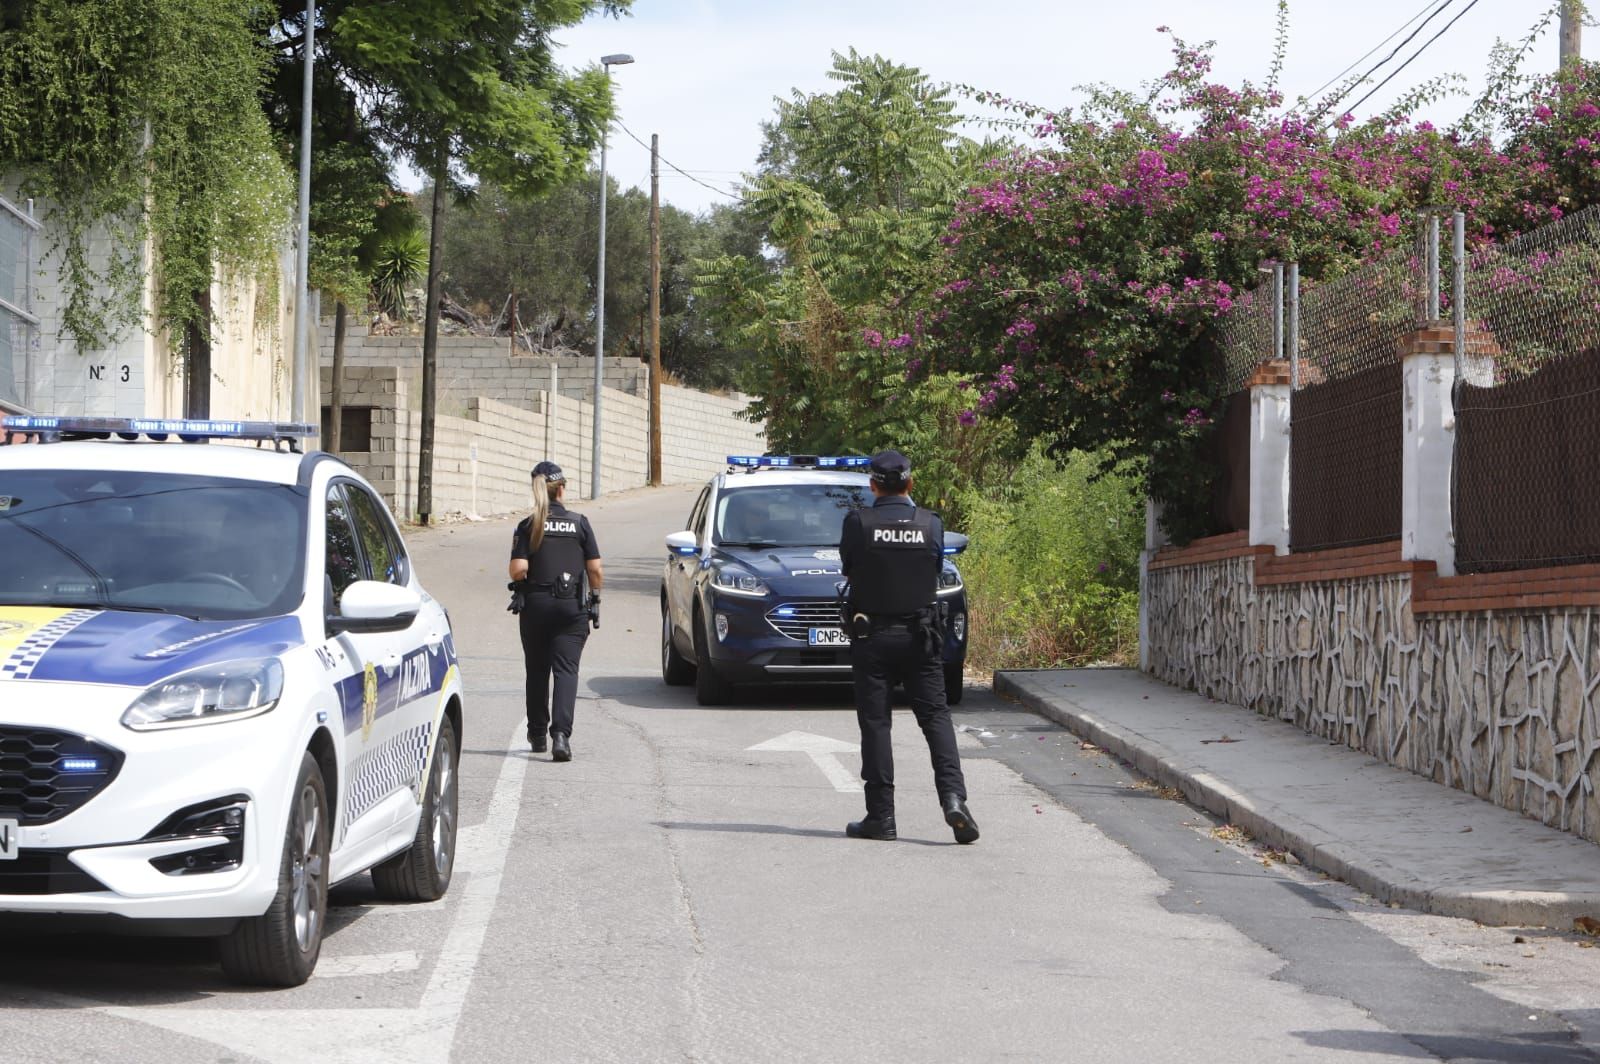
[370,228,428,319]
[0,0,290,345]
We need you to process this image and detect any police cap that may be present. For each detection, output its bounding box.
[531,460,565,483]
[869,450,911,486]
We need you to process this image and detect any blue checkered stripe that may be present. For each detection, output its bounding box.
[340,721,433,842]
[0,610,99,680]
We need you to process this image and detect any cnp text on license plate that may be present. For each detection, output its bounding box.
[808,627,849,647]
[0,819,18,860]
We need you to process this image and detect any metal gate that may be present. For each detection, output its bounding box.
[0,194,39,412]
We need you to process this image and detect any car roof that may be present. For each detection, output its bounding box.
[716,469,869,490]
[0,440,319,485]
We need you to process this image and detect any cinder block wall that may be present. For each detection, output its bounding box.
[317,319,646,415]
[320,365,767,520]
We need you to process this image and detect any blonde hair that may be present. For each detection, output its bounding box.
[527,474,562,553]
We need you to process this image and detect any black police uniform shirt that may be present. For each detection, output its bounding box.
[510,502,600,594]
[839,494,943,616]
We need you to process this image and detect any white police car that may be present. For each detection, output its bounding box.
[0,416,463,986]
[661,455,969,705]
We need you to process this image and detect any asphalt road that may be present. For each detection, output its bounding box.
[2,485,1598,1063]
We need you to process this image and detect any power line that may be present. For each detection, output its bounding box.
[616,123,742,201]
[1339,0,1484,120]
[1301,0,1449,105]
[1318,0,1456,115]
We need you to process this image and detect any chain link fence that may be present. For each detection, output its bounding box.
[1453,203,1600,572]
[0,195,39,411]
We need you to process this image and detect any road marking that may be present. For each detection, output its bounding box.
[747,730,862,793]
[100,719,529,1062]
[315,951,421,978]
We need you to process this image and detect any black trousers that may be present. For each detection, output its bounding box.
[850,623,966,819]
[519,593,589,738]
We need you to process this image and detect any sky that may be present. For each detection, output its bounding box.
[487,0,1586,215]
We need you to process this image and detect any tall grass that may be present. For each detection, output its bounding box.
[953,447,1143,672]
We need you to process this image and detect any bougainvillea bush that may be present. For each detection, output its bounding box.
[919,31,1600,542]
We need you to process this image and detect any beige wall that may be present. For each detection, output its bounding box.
[323,364,765,520]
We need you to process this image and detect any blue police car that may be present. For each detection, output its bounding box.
[660,456,969,705]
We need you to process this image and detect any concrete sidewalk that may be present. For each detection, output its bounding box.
[995,667,1600,928]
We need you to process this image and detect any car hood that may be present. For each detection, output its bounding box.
[0,606,304,687]
[712,545,848,597]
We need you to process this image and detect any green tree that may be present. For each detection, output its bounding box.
[275,0,630,519]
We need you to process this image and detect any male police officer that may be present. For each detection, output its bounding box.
[838,450,978,844]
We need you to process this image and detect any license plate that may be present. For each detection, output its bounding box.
[0,819,17,861]
[808,627,849,647]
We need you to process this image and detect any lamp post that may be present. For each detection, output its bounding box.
[591,52,634,500]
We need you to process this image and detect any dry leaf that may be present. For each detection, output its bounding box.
[1574,916,1600,936]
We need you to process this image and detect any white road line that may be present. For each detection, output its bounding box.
[747,730,863,793]
[101,719,530,1063]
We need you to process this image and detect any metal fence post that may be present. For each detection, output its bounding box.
[1287,262,1300,391]
[1272,263,1285,362]
[1427,213,1441,322]
[1452,211,1466,374]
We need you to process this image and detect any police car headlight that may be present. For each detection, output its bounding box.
[122,659,285,731]
[937,569,964,595]
[711,566,770,598]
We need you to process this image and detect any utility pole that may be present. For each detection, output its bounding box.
[649,133,662,487]
[1561,0,1582,69]
[291,0,316,425]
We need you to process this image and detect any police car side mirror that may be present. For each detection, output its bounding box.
[942,532,969,556]
[328,580,421,635]
[665,530,699,556]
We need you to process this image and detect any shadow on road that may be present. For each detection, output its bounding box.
[588,673,854,710]
[653,819,954,848]
[1295,1027,1599,1063]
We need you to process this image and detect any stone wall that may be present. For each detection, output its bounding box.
[317,318,646,417]
[1146,549,1600,844]
[322,364,764,519]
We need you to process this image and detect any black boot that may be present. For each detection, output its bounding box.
[941,794,979,844]
[845,815,897,841]
[551,732,572,762]
[529,731,548,754]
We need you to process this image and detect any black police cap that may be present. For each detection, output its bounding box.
[869,450,911,484]
[531,460,565,483]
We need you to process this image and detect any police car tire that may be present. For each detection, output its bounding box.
[945,663,965,705]
[218,753,329,987]
[692,610,733,706]
[662,601,695,686]
[373,715,458,903]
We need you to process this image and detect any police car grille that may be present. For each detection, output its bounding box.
[0,728,124,826]
[0,851,109,895]
[765,602,842,641]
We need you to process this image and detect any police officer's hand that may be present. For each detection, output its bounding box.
[506,580,527,615]
[585,591,601,629]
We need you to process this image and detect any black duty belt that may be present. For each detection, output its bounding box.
[866,612,925,630]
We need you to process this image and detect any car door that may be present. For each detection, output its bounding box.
[669,485,710,642]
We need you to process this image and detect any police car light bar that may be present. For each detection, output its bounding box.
[726,455,872,470]
[2,416,317,451]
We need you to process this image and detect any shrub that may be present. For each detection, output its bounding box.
[954,447,1143,671]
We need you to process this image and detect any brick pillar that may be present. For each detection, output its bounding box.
[1246,359,1292,555]
[1397,324,1500,578]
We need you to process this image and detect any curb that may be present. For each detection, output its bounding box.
[994,671,1600,928]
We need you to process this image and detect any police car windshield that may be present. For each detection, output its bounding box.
[714,483,869,548]
[0,470,307,620]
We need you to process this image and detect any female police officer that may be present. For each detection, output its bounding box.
[508,461,603,760]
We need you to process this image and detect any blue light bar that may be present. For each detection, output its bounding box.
[726,455,871,470]
[2,416,316,449]
[60,757,101,773]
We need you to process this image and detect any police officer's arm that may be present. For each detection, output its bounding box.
[581,516,603,593]
[509,522,530,581]
[839,510,862,576]
[927,512,946,581]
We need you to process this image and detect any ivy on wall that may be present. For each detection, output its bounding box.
[0,0,290,348]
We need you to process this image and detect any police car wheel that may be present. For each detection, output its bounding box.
[661,602,695,686]
[944,662,965,705]
[219,753,329,987]
[692,609,733,706]
[373,714,459,902]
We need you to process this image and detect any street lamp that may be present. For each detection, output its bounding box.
[592,52,634,500]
